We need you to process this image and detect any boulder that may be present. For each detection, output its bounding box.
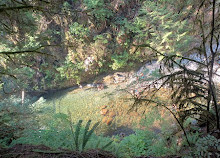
[100,109,109,115]
[106,117,113,125]
[113,72,128,83]
[102,116,108,123]
[109,111,116,118]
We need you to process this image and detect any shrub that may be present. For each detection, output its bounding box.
[186,135,220,158]
[147,138,176,157]
[11,119,113,152]
[0,96,37,147]
[110,51,130,70]
[115,130,154,158]
[113,128,178,158]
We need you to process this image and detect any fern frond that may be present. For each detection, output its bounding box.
[81,120,91,150]
[101,140,113,150]
[75,120,83,151]
[82,121,99,150]
[95,138,101,149]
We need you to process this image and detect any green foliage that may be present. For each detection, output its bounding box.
[1,1,219,157]
[0,96,37,147]
[182,131,200,146]
[110,107,179,158]
[57,59,84,84]
[11,118,113,152]
[70,22,90,41]
[13,67,35,89]
[47,113,70,129]
[93,34,109,44]
[110,51,130,70]
[73,120,83,150]
[186,135,220,158]
[115,1,194,58]
[141,1,193,55]
[69,119,112,151]
[11,127,73,149]
[140,107,162,128]
[113,129,177,158]
[81,120,100,150]
[146,138,176,157]
[117,130,154,157]
[0,0,198,91]
[83,0,113,21]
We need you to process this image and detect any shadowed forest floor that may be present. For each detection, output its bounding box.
[0,144,182,158]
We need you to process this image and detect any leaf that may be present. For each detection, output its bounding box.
[161,32,172,44]
[81,120,99,151]
[74,120,83,151]
[101,140,113,150]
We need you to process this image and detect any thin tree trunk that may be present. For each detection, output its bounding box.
[209,0,219,130]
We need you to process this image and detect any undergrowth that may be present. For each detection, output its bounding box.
[11,118,113,152]
[1,94,219,158]
[0,95,38,148]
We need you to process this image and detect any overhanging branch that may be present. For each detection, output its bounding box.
[0,5,42,12]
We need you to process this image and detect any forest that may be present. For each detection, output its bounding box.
[0,0,220,157]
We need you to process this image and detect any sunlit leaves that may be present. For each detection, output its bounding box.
[83,0,113,21]
[136,1,194,57]
[110,51,130,70]
[69,22,90,41]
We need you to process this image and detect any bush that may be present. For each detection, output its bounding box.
[121,130,156,157]
[110,51,131,70]
[186,135,220,158]
[0,96,38,147]
[11,119,113,152]
[113,128,178,158]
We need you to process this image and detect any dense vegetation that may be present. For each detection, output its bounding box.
[0,0,220,157]
[0,0,198,91]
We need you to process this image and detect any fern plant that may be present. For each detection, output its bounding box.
[11,118,113,152]
[69,119,113,152]
[185,135,220,158]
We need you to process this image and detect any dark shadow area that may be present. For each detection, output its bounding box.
[104,125,135,137]
[0,144,117,158]
[43,85,79,101]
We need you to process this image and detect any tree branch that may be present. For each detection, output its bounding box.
[0,6,36,12]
